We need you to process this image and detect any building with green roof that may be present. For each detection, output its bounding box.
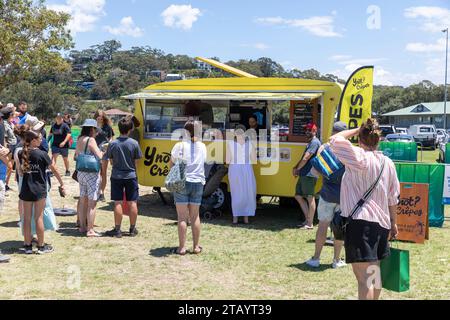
[383,102,449,129]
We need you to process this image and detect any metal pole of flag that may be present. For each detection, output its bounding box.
[443,28,448,130]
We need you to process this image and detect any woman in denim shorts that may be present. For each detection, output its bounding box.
[170,119,206,255]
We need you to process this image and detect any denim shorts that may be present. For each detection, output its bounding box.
[51,146,69,157]
[173,181,204,206]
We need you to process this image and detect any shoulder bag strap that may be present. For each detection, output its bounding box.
[84,137,90,154]
[349,157,386,219]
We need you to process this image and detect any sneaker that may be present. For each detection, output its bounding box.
[104,228,122,238]
[24,245,33,255]
[305,257,320,268]
[65,170,71,177]
[129,228,138,237]
[98,194,105,202]
[332,259,347,269]
[37,244,54,254]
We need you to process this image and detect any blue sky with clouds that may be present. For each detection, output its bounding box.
[46,0,450,86]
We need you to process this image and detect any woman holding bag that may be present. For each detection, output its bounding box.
[329,119,400,300]
[75,119,104,237]
[169,121,206,255]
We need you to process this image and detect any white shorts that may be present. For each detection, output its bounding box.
[78,172,101,201]
[317,197,340,222]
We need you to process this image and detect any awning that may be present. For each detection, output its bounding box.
[122,91,323,101]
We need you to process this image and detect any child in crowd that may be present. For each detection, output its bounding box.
[18,130,65,254]
[102,116,142,238]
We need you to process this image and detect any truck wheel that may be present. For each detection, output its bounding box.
[216,183,231,213]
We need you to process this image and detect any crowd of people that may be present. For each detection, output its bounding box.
[0,102,400,299]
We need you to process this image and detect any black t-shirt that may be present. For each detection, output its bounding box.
[51,123,71,148]
[95,124,115,146]
[19,149,51,201]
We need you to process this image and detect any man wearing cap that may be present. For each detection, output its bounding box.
[293,123,321,230]
[48,113,72,176]
[305,121,347,269]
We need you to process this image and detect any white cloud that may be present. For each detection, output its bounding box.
[48,0,106,34]
[104,17,144,38]
[255,15,342,37]
[329,55,352,61]
[406,38,446,52]
[161,4,201,30]
[404,6,450,32]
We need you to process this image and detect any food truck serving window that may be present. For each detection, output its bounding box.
[144,101,187,138]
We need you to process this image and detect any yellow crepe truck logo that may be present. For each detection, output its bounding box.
[338,66,374,141]
[144,147,171,177]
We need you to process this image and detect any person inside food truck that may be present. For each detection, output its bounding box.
[183,100,214,129]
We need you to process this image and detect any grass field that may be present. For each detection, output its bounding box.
[0,149,449,300]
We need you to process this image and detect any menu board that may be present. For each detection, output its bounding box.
[289,101,317,142]
[292,103,313,136]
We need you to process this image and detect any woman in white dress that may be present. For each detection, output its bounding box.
[226,126,257,224]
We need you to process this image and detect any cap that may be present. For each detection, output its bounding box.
[25,116,45,132]
[305,123,318,132]
[333,121,347,133]
[81,119,98,128]
[0,106,14,116]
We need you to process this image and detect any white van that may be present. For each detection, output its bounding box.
[408,124,437,149]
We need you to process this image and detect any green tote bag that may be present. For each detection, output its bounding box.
[380,247,410,292]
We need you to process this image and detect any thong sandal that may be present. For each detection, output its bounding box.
[193,246,203,255]
[170,248,187,256]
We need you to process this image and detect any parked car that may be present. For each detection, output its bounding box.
[379,125,396,140]
[385,134,415,143]
[408,124,437,149]
[396,127,408,134]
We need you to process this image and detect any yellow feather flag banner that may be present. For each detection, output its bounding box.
[337,66,374,137]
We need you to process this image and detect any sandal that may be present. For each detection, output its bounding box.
[193,246,203,254]
[170,248,187,256]
[299,225,314,230]
[87,231,102,238]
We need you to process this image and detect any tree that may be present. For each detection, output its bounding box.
[32,82,64,120]
[0,0,73,91]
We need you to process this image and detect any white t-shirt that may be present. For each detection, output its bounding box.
[171,141,207,185]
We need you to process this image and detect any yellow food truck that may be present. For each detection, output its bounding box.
[123,59,342,210]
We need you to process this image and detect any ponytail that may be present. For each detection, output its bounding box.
[21,130,39,174]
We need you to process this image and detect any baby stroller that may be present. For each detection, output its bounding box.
[200,163,228,221]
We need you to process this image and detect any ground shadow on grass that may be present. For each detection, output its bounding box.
[289,263,331,272]
[56,222,85,238]
[148,247,178,258]
[0,241,24,254]
[0,221,20,228]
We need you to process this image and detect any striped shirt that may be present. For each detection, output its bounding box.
[330,136,400,230]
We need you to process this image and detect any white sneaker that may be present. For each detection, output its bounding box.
[332,259,347,269]
[305,257,320,268]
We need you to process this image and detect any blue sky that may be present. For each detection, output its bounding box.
[46,0,450,86]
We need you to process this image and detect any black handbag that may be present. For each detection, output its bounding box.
[331,158,386,241]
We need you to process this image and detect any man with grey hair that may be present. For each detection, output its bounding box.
[305,121,348,269]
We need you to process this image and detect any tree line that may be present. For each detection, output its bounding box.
[0,1,447,124]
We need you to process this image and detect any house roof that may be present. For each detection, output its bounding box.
[104,109,132,116]
[383,102,448,116]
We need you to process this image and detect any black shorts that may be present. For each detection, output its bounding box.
[345,219,390,264]
[111,178,139,202]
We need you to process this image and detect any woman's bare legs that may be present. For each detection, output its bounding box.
[352,262,382,300]
[188,204,201,253]
[86,199,99,236]
[33,199,46,247]
[78,196,88,233]
[176,204,189,254]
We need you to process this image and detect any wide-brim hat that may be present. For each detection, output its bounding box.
[81,119,99,128]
